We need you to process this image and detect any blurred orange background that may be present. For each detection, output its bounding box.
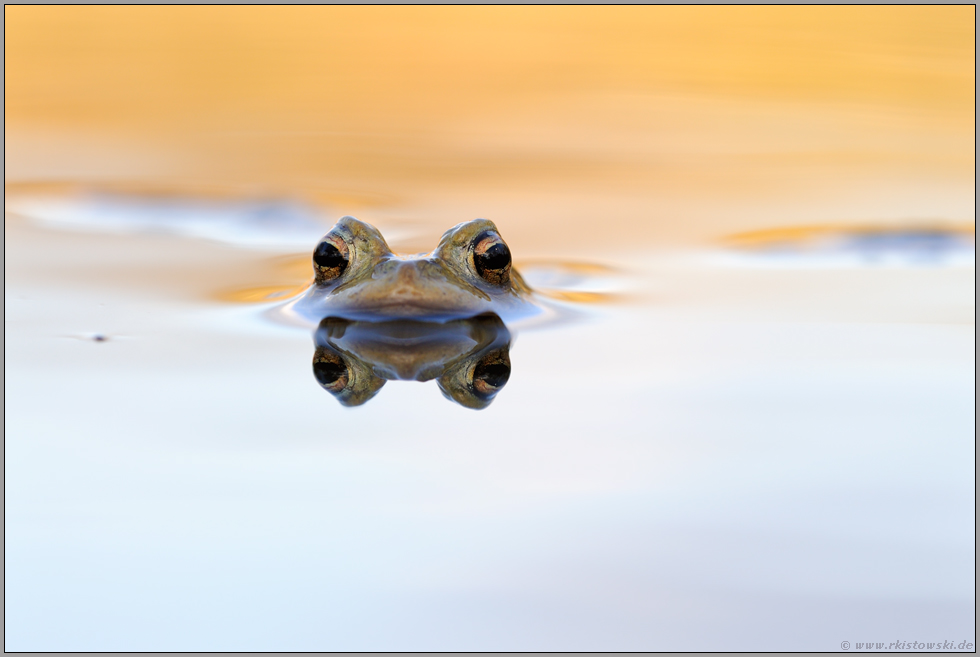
[5,6,975,250]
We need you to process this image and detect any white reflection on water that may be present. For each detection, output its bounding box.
[6,191,333,250]
[4,193,975,650]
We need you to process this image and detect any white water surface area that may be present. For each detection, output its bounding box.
[4,193,975,651]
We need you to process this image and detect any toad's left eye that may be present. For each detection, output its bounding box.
[313,236,349,283]
[313,351,349,393]
[474,233,511,286]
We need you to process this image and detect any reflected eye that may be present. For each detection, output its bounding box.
[472,348,511,399]
[313,237,349,283]
[474,233,511,286]
[313,352,349,392]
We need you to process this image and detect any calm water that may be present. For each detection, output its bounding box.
[5,7,975,651]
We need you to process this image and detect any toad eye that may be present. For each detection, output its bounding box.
[471,348,511,399]
[473,233,511,286]
[313,237,349,283]
[313,352,349,393]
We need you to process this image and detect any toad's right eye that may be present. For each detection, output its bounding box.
[313,237,349,283]
[473,232,511,286]
[471,348,511,400]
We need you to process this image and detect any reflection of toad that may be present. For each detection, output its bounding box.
[289,216,539,322]
[313,314,512,409]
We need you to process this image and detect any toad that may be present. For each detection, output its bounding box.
[290,216,536,322]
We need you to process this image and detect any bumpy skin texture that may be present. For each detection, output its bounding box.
[294,216,533,322]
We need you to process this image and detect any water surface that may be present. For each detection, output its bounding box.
[4,7,975,651]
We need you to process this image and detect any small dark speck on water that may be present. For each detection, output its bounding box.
[92,334,107,342]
